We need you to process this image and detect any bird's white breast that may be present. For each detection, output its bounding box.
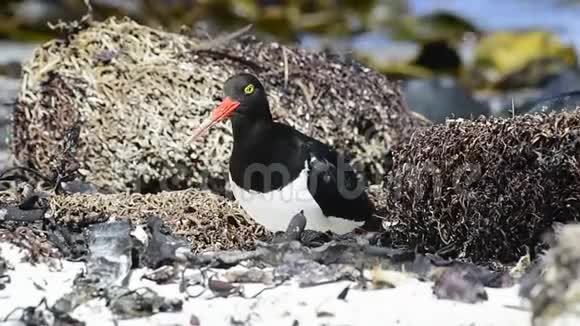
[228,162,364,235]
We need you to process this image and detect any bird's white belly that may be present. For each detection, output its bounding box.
[228,168,364,235]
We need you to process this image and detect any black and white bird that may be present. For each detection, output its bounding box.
[191,73,381,235]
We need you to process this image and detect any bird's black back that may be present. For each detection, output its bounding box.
[229,121,375,222]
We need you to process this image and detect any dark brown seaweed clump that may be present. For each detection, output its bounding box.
[48,189,268,252]
[382,110,580,265]
[12,16,426,195]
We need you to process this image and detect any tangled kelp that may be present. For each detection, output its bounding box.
[382,110,580,264]
[48,189,267,252]
[12,16,424,195]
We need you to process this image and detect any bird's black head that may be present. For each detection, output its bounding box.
[190,73,272,140]
[223,73,270,119]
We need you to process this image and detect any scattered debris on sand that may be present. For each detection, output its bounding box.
[0,211,530,326]
[381,110,580,265]
[12,15,426,195]
[0,238,531,326]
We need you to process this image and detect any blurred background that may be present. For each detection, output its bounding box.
[2,0,580,159]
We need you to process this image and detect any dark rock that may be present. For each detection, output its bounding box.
[413,40,462,74]
[526,91,580,114]
[432,266,489,304]
[298,230,333,247]
[7,298,85,326]
[519,67,580,115]
[269,210,307,244]
[141,265,179,284]
[364,247,416,264]
[108,287,183,319]
[284,210,306,241]
[396,253,513,288]
[142,215,191,269]
[402,77,489,124]
[18,192,48,210]
[207,277,243,297]
[19,305,50,326]
[190,314,201,326]
[84,220,134,288]
[53,312,86,326]
[47,224,88,261]
[540,68,580,98]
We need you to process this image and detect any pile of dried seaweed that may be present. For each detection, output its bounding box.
[12,15,426,195]
[382,110,580,265]
[1,182,266,255]
[0,212,521,325]
[2,120,266,256]
[49,189,266,252]
[5,13,580,275]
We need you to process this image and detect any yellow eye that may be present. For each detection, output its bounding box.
[244,84,255,94]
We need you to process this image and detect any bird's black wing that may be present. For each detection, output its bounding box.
[298,134,375,222]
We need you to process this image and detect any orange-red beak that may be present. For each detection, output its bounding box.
[190,96,240,141]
